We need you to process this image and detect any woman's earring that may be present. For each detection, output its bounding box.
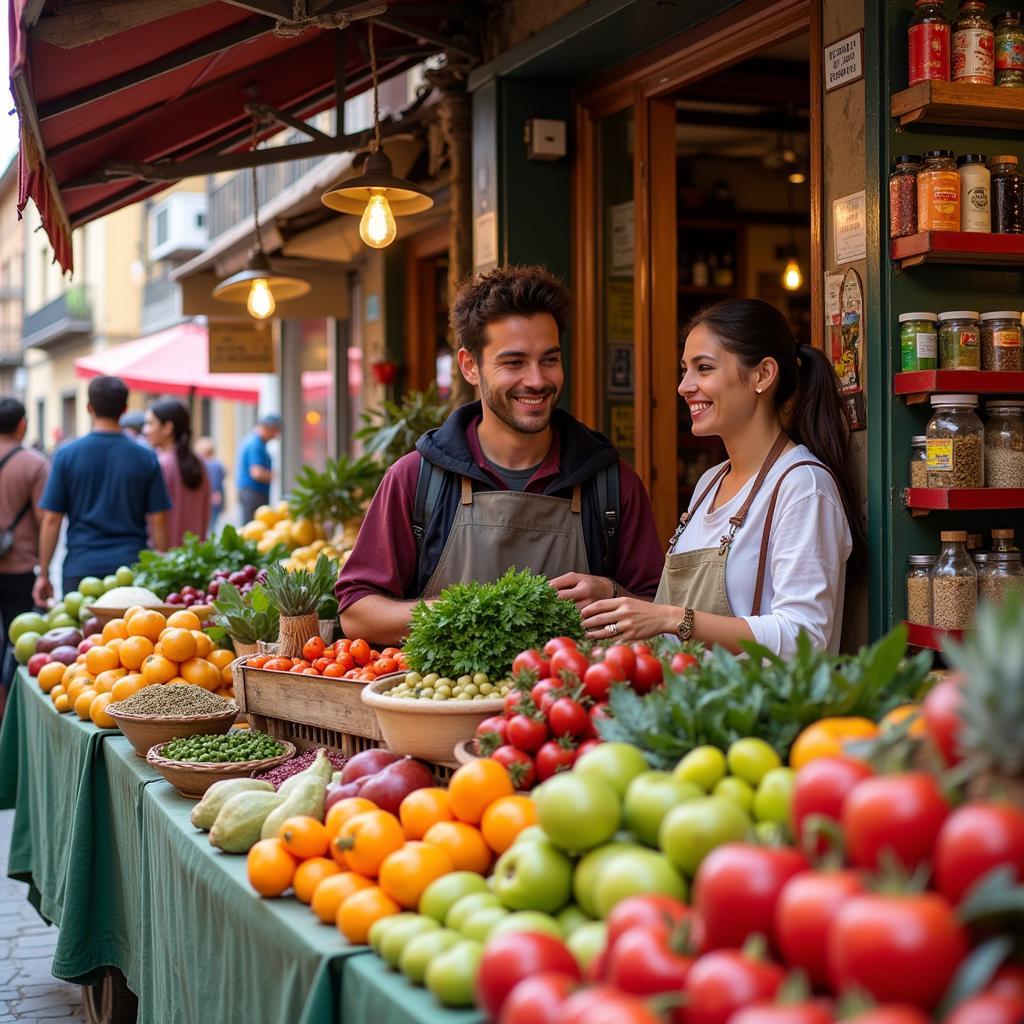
[755,387,763,394]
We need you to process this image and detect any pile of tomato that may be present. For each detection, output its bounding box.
[247,636,409,681]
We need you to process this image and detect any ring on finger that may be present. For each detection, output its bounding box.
[606,622,619,636]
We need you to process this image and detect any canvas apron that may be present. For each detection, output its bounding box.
[421,476,590,599]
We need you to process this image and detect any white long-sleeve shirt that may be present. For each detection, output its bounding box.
[672,444,852,656]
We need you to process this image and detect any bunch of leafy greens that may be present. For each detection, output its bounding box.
[208,582,280,646]
[599,627,934,769]
[132,526,286,598]
[405,568,584,679]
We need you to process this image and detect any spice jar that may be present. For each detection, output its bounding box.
[995,11,1024,86]
[980,311,1023,371]
[992,156,1023,233]
[918,151,961,232]
[953,0,995,83]
[910,435,929,487]
[992,527,1019,551]
[890,155,922,238]
[910,0,952,84]
[927,394,985,488]
[978,551,1024,607]
[900,313,939,371]
[932,530,978,629]
[957,155,991,232]
[938,311,981,369]
[972,549,991,571]
[984,400,1024,487]
[907,555,935,625]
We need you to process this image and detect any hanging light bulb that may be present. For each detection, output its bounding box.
[360,190,397,248]
[246,278,276,319]
[782,257,803,291]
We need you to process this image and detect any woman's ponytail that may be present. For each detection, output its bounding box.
[150,399,207,492]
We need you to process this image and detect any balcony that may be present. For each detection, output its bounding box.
[141,274,183,334]
[21,285,92,351]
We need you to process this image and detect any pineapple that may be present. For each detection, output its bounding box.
[262,554,339,658]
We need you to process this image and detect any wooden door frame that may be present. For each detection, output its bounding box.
[572,0,821,541]
[404,223,450,393]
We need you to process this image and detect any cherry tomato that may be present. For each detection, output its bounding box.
[532,678,562,714]
[989,964,1024,1002]
[323,662,345,678]
[557,986,664,1024]
[944,994,1024,1024]
[476,715,509,744]
[728,1002,834,1024]
[843,1009,929,1024]
[334,651,354,671]
[631,654,663,694]
[631,643,653,657]
[934,801,1024,904]
[576,738,602,757]
[476,933,580,1020]
[543,636,578,658]
[491,746,537,789]
[682,949,785,1024]
[549,647,591,683]
[289,660,312,673]
[671,650,699,673]
[791,756,873,855]
[922,674,965,765]
[582,662,623,703]
[606,894,698,950]
[504,689,529,717]
[507,713,550,753]
[371,657,398,675]
[512,649,551,679]
[535,739,578,780]
[302,636,326,661]
[603,644,637,681]
[605,923,697,996]
[312,657,331,673]
[547,698,590,738]
[497,972,576,1024]
[349,639,371,666]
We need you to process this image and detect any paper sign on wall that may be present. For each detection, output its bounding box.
[208,321,274,373]
[610,201,635,275]
[824,31,864,92]
[833,190,867,265]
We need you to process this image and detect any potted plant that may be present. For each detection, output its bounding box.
[208,582,280,657]
[318,593,340,644]
[262,554,338,658]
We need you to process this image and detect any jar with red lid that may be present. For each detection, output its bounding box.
[909,0,951,84]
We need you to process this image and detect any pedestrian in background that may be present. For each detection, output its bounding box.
[195,436,226,535]
[119,409,149,445]
[0,397,49,691]
[236,412,281,524]
[34,376,171,604]
[144,399,211,547]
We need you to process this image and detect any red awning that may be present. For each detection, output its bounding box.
[9,1,475,271]
[74,323,263,402]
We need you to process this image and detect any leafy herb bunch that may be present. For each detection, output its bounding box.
[404,568,584,679]
[263,553,339,617]
[209,583,280,646]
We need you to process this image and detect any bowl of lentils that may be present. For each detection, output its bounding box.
[146,730,295,799]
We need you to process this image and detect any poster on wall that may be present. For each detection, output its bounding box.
[606,280,634,342]
[607,342,634,396]
[610,201,635,275]
[825,270,866,431]
[610,405,635,449]
[208,320,274,373]
[832,190,867,265]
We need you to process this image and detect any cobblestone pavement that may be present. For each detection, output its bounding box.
[0,810,85,1022]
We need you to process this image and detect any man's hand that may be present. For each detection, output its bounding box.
[550,572,614,609]
[32,574,53,608]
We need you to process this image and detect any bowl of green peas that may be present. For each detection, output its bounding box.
[146,730,296,799]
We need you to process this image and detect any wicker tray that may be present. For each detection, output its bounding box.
[146,739,296,799]
[110,704,239,758]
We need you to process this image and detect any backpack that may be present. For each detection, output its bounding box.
[0,448,32,560]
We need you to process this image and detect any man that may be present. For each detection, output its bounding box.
[34,376,171,604]
[196,436,227,533]
[236,413,282,524]
[338,264,664,646]
[119,409,149,445]
[0,398,49,689]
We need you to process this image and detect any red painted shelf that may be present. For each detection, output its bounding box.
[894,370,1024,400]
[890,232,1024,269]
[905,487,1024,511]
[903,621,965,651]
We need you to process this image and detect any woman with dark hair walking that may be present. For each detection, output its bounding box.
[581,298,866,657]
[144,399,211,547]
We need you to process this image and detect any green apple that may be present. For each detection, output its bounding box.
[78,598,95,622]
[460,905,509,942]
[673,746,727,791]
[380,915,439,969]
[753,767,796,824]
[419,871,490,922]
[574,742,648,797]
[399,928,461,985]
[489,911,563,940]
[8,612,46,643]
[46,602,67,623]
[567,921,607,970]
[659,796,751,876]
[62,591,84,619]
[445,892,501,932]
[726,738,782,786]
[115,565,135,587]
[572,842,637,917]
[556,904,591,936]
[13,632,40,664]
[492,839,573,913]
[47,614,77,630]
[425,940,483,1008]
[368,912,419,954]
[102,575,118,593]
[534,773,621,852]
[713,776,755,813]
[755,821,787,845]
[624,771,703,847]
[592,847,687,919]
[78,577,104,599]
[512,825,549,846]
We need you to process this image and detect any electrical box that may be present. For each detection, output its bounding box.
[524,119,567,162]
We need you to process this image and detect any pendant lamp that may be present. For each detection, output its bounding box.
[321,21,433,247]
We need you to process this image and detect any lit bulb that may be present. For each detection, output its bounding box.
[782,259,803,292]
[360,190,397,248]
[787,170,806,184]
[247,278,276,319]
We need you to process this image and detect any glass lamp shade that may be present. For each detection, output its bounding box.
[321,149,434,216]
[211,251,312,308]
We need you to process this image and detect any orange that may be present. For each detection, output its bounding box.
[378,841,455,909]
[101,618,128,643]
[74,688,98,719]
[325,798,377,842]
[119,635,154,670]
[278,816,330,860]
[53,693,71,713]
[181,657,221,692]
[166,609,202,631]
[89,692,117,728]
[310,871,374,924]
[336,886,401,943]
[789,717,879,770]
[50,684,66,702]
[191,631,215,659]
[481,795,538,854]
[111,674,147,702]
[37,662,66,694]
[75,653,87,664]
[161,628,198,663]
[399,787,454,840]
[422,821,492,874]
[141,654,178,685]
[220,666,233,685]
[881,704,927,737]
[105,637,125,659]
[167,676,189,687]
[247,838,298,898]
[62,662,90,685]
[333,810,406,877]
[66,677,96,704]
[448,759,514,825]
[93,668,127,694]
[292,857,340,904]
[207,648,235,671]
[85,644,120,676]
[127,609,166,642]
[122,605,146,624]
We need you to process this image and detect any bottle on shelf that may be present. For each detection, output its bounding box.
[991,156,1023,234]
[992,528,1019,552]
[909,0,951,85]
[952,0,995,85]
[994,11,1024,86]
[890,155,922,239]
[692,253,709,288]
[918,151,961,233]
[931,530,978,630]
[957,155,991,233]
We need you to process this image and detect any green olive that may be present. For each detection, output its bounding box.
[422,673,439,687]
[473,672,489,687]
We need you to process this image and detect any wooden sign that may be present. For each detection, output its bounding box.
[208,321,275,373]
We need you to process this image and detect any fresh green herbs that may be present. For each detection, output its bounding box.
[263,553,339,617]
[209,583,280,646]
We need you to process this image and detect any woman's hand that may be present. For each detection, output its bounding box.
[580,597,676,643]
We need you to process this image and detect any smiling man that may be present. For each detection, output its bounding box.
[337,264,663,646]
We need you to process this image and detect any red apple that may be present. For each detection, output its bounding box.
[27,652,52,677]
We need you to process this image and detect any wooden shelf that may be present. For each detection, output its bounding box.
[895,370,1024,403]
[891,80,1024,130]
[903,621,966,651]
[905,487,1024,513]
[891,232,1024,269]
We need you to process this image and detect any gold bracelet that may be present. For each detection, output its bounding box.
[675,607,695,642]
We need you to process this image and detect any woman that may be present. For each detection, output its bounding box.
[582,299,866,657]
[144,399,211,547]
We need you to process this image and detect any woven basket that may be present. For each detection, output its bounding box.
[110,704,239,758]
[91,602,213,624]
[146,739,296,799]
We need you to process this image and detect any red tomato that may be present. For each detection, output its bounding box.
[497,973,577,1024]
[827,892,967,1009]
[922,674,965,765]
[507,713,550,753]
[301,636,325,661]
[989,965,1024,1001]
[631,643,653,656]
[791,756,873,854]
[289,661,312,673]
[491,745,537,789]
[727,1002,834,1024]
[323,663,345,678]
[475,715,509,744]
[682,949,785,1024]
[670,650,699,673]
[631,654,663,694]
[843,1009,929,1024]
[557,987,664,1024]
[547,698,590,738]
[774,869,864,988]
[603,644,637,681]
[543,636,579,658]
[693,843,808,952]
[349,638,371,666]
[576,738,602,757]
[371,657,398,675]
[841,772,949,871]
[605,924,697,996]
[532,678,562,714]
[582,662,623,703]
[606,894,697,950]
[504,690,529,717]
[933,802,1024,904]
[944,994,1024,1024]
[549,648,590,682]
[334,651,355,671]
[535,739,578,780]
[311,657,331,673]
[512,649,551,679]
[476,933,580,1020]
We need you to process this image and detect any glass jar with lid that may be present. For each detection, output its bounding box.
[938,311,981,370]
[984,400,1024,488]
[992,528,1019,552]
[972,549,991,571]
[918,151,961,232]
[995,11,1024,86]
[979,551,1024,607]
[890,156,922,238]
[927,394,984,488]
[992,156,1023,233]
[900,313,938,371]
[907,555,935,625]
[909,0,951,84]
[980,311,1023,371]
[932,530,978,629]
[958,154,991,232]
[910,435,929,488]
[953,0,995,83]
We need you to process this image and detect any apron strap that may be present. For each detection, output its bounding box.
[727,430,791,531]
[460,476,473,506]
[570,485,582,514]
[751,459,841,615]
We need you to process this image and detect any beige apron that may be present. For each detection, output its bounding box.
[421,476,591,599]
[655,433,832,617]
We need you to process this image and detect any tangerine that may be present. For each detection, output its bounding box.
[246,838,298,898]
[122,605,146,624]
[447,759,514,825]
[101,618,129,643]
[399,787,455,840]
[111,674,147,702]
[105,637,125,659]
[127,609,166,642]
[422,821,492,874]
[141,654,178,685]
[50,683,66,702]
[166,609,202,631]
[191,630,214,659]
[89,692,117,728]
[480,795,538,854]
[74,689,98,719]
[85,644,120,676]
[166,676,189,686]
[292,857,340,904]
[161,628,198,663]
[378,841,455,909]
[119,635,154,670]
[37,662,66,693]
[881,704,927,737]
[278,816,330,860]
[66,677,96,704]
[336,886,401,943]
[311,871,374,924]
[325,798,377,842]
[333,810,405,877]
[93,668,127,693]
[789,717,879,770]
[181,657,221,691]
[53,693,71,713]
[207,648,235,671]
[220,666,233,685]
